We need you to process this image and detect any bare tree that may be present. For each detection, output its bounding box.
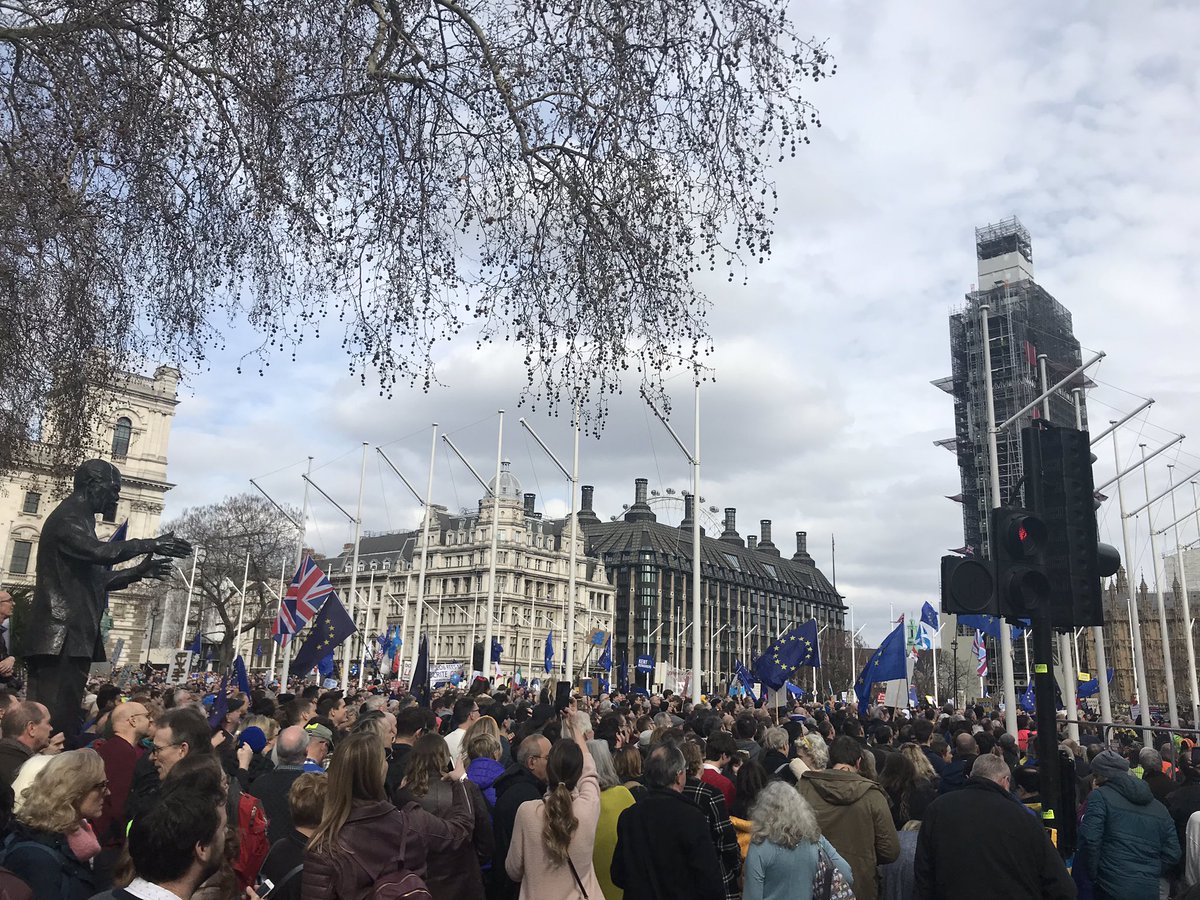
[163,493,298,667]
[0,0,834,470]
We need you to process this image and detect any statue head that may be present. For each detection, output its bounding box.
[73,459,122,519]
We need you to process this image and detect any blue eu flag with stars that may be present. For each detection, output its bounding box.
[291,592,357,675]
[752,619,820,692]
[853,621,907,709]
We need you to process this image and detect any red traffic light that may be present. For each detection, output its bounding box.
[1000,512,1046,560]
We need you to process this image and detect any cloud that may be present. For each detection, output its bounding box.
[159,0,1200,644]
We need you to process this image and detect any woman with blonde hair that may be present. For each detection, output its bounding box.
[304,731,474,899]
[744,781,852,900]
[506,717,602,900]
[898,742,938,784]
[6,748,108,899]
[395,733,492,900]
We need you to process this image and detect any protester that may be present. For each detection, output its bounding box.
[0,701,52,786]
[589,739,636,900]
[613,746,644,795]
[796,735,899,900]
[611,741,724,900]
[4,748,107,899]
[466,728,507,809]
[505,722,601,900]
[492,733,551,900]
[915,753,1075,899]
[302,731,474,898]
[701,731,737,808]
[445,697,481,763]
[387,705,434,794]
[1079,749,1180,900]
[743,781,852,900]
[301,723,332,772]
[729,760,769,859]
[878,752,936,830]
[395,732,493,900]
[936,733,978,795]
[680,739,742,900]
[258,773,326,900]
[1140,747,1174,803]
[249,725,309,844]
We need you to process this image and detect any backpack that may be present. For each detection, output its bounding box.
[0,833,71,898]
[348,850,432,900]
[232,786,271,891]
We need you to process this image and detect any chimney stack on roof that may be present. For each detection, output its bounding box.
[577,485,601,527]
[758,519,780,556]
[719,508,743,546]
[747,535,758,551]
[792,531,815,566]
[624,478,656,523]
[679,493,705,537]
[523,493,536,517]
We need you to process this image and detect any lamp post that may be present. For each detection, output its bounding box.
[145,601,161,665]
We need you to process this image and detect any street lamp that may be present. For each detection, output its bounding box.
[145,600,161,665]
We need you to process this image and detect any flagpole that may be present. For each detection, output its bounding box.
[566,402,580,685]
[408,425,439,685]
[1112,424,1153,744]
[179,551,199,650]
[278,457,312,689]
[483,412,504,688]
[268,557,285,673]
[233,549,250,667]
[932,622,941,707]
[342,443,369,692]
[1169,464,1200,726]
[1140,442,1180,731]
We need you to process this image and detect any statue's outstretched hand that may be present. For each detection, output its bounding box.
[154,533,192,558]
[143,557,176,581]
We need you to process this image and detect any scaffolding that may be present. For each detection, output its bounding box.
[975,216,1033,265]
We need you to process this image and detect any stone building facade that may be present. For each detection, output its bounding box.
[0,366,181,667]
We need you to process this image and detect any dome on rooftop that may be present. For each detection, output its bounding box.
[487,459,523,501]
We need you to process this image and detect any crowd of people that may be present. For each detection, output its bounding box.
[0,667,1197,899]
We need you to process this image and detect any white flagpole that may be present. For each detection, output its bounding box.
[1112,424,1153,744]
[342,443,369,692]
[566,403,580,685]
[932,622,941,707]
[1141,443,1179,730]
[234,550,250,665]
[408,425,440,683]
[279,457,312,689]
[268,557,286,673]
[1169,464,1200,726]
[483,413,504,686]
[1072,389,1113,725]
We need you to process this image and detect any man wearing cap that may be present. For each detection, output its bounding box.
[1079,748,1180,900]
[303,723,333,772]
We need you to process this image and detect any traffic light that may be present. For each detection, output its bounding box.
[991,505,1051,617]
[940,555,996,616]
[1024,423,1120,627]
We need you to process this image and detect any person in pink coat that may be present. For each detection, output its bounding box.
[505,715,601,900]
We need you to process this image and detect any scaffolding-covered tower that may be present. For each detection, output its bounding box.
[935,217,1091,696]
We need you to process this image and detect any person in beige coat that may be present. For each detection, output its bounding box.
[505,715,601,900]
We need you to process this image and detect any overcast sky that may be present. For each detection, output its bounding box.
[160,0,1200,644]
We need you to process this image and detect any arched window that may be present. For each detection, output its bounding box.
[111,417,132,458]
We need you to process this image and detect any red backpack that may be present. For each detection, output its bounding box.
[232,789,270,891]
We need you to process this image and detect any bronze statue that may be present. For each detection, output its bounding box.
[21,459,191,739]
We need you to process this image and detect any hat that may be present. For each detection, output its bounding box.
[305,723,334,745]
[1091,749,1130,779]
[238,726,267,754]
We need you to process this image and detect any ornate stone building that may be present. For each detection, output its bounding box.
[0,366,180,666]
[313,461,616,681]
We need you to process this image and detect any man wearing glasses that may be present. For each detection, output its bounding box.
[150,707,212,779]
[94,700,155,880]
[0,589,15,686]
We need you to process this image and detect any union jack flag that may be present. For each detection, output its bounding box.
[273,555,335,645]
[973,630,988,677]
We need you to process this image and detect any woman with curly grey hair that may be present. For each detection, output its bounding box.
[743,782,852,900]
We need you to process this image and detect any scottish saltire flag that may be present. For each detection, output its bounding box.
[916,602,938,650]
[752,619,820,691]
[853,622,907,709]
[973,631,988,676]
[544,630,554,674]
[274,555,335,646]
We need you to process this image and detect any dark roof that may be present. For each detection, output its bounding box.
[581,519,843,607]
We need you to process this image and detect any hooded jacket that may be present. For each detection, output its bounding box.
[467,756,507,808]
[1080,773,1180,900]
[491,764,547,900]
[797,769,899,900]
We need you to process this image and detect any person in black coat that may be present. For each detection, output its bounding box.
[489,734,549,900]
[936,733,978,795]
[248,725,310,844]
[611,742,724,900]
[258,772,326,900]
[915,754,1074,899]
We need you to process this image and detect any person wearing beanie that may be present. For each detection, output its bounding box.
[1079,748,1180,900]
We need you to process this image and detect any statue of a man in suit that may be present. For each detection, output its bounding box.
[21,459,191,739]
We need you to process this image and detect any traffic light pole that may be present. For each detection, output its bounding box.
[1031,601,1066,850]
[980,302,1020,733]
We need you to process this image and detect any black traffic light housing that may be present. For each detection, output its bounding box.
[1024,422,1120,628]
[991,506,1051,617]
[940,555,997,616]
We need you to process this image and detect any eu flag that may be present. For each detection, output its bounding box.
[958,614,1028,642]
[735,660,756,695]
[853,622,907,709]
[233,655,251,695]
[599,637,612,672]
[544,630,554,674]
[291,592,357,675]
[752,619,820,692]
[1077,669,1113,699]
